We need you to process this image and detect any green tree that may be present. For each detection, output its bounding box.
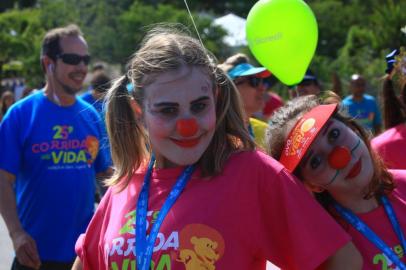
[369,0,406,51]
[38,0,79,29]
[0,8,44,87]
[332,25,385,96]
[115,2,228,65]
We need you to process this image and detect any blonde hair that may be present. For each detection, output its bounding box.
[105,26,255,189]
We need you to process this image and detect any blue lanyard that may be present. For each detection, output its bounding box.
[248,123,255,139]
[333,196,406,269]
[381,196,406,252]
[135,156,196,270]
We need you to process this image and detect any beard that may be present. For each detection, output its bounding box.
[61,83,79,95]
[54,72,85,95]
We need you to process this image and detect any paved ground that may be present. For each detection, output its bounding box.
[0,217,13,270]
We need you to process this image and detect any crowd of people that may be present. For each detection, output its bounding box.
[0,22,405,270]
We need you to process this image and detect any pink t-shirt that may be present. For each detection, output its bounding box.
[371,124,406,169]
[340,170,406,270]
[76,150,350,270]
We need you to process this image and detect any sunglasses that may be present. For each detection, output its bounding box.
[56,53,91,65]
[236,76,277,88]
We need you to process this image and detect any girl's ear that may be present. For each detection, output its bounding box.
[304,181,325,193]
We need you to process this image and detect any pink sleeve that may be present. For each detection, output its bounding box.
[390,169,406,194]
[255,164,351,270]
[75,187,113,269]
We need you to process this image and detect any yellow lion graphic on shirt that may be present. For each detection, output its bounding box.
[177,237,219,270]
[176,224,224,270]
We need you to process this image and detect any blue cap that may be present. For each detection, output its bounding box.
[227,63,270,80]
[302,69,317,81]
[385,49,399,74]
[297,69,318,86]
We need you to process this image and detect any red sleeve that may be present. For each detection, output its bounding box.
[75,187,113,269]
[255,162,351,270]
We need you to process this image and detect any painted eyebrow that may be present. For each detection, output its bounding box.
[153,96,210,107]
[191,96,210,104]
[153,102,178,108]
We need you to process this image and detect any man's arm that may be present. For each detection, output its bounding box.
[71,257,83,270]
[0,169,40,269]
[96,167,113,181]
[317,242,363,270]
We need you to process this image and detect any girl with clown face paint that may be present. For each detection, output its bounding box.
[267,94,406,270]
[72,26,362,270]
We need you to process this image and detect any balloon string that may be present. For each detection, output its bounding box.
[183,0,205,50]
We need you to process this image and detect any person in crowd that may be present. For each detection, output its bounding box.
[72,26,362,270]
[0,24,111,269]
[14,80,26,101]
[260,90,284,121]
[81,70,113,197]
[0,90,15,122]
[81,70,111,115]
[289,69,321,99]
[267,94,406,269]
[371,49,406,169]
[218,53,270,148]
[331,72,343,98]
[342,74,382,135]
[21,87,36,99]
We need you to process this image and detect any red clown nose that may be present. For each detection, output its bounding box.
[328,146,351,170]
[176,119,198,137]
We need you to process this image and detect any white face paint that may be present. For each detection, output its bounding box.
[298,119,373,197]
[143,66,216,168]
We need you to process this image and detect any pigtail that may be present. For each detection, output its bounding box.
[382,76,406,129]
[105,75,148,189]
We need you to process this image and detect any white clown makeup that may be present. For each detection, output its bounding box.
[143,65,216,168]
[298,119,374,196]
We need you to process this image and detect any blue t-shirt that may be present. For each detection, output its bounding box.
[342,94,382,131]
[0,90,110,262]
[80,91,104,115]
[80,92,112,165]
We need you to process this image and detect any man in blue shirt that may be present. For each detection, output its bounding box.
[342,74,382,135]
[0,24,111,269]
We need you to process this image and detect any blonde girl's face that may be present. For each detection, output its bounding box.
[143,65,217,168]
[298,118,374,198]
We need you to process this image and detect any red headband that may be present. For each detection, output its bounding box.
[279,103,338,172]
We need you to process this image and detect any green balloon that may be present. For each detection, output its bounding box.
[246,0,318,85]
